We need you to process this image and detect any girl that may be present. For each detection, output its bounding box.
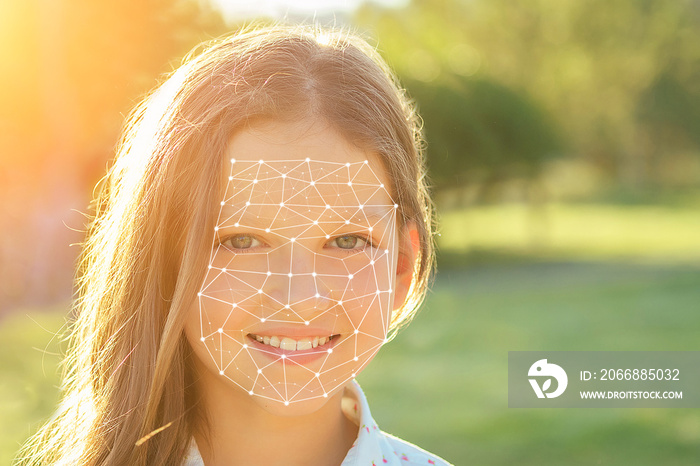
[18,25,450,466]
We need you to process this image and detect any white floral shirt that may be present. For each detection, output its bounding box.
[182,381,453,466]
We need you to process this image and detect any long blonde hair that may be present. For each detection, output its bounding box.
[17,24,435,466]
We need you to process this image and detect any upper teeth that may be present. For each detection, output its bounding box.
[250,334,333,351]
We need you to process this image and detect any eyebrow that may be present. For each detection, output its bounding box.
[216,205,397,229]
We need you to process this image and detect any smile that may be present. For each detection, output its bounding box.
[248,333,339,351]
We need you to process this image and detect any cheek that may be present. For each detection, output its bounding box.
[330,250,394,332]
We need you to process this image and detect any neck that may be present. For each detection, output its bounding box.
[192,364,358,466]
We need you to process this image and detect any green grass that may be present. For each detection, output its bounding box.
[0,308,66,465]
[359,262,700,465]
[438,202,700,261]
[356,201,700,464]
[3,202,699,465]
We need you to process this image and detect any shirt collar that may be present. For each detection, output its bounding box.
[340,380,390,465]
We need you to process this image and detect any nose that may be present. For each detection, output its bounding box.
[260,243,334,320]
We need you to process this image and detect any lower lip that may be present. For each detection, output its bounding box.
[246,335,341,365]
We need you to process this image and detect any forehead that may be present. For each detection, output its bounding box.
[219,120,395,225]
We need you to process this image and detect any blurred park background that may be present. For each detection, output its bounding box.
[1,0,699,464]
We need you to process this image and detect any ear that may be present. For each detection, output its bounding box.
[392,221,420,312]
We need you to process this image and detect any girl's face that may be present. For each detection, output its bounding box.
[185,118,407,414]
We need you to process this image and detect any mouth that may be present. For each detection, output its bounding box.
[247,333,340,352]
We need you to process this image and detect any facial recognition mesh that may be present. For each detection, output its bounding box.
[197,158,398,405]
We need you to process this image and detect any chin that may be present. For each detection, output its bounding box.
[246,383,347,417]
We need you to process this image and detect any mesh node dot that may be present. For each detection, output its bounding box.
[354,329,359,334]
[315,293,320,298]
[359,205,364,209]
[197,292,202,297]
[305,157,310,162]
[388,289,392,292]
[325,204,330,209]
[219,370,224,375]
[325,235,330,239]
[380,183,384,188]
[253,179,258,184]
[234,222,239,227]
[368,227,373,232]
[376,290,381,295]
[313,220,318,225]
[323,392,328,398]
[352,372,356,377]
[282,174,287,178]
[354,356,359,361]
[312,272,317,277]
[214,226,219,231]
[290,237,295,242]
[200,337,205,342]
[310,181,315,186]
[217,328,223,333]
[305,321,310,326]
[281,354,286,359]
[394,204,398,208]
[267,271,272,276]
[338,301,343,306]
[260,318,266,323]
[220,201,225,206]
[246,201,251,206]
[279,202,284,207]
[243,344,248,349]
[258,159,264,164]
[345,163,350,167]
[315,373,320,378]
[347,182,352,186]
[249,390,254,395]
[284,401,290,406]
[364,160,368,164]
[230,158,236,164]
[284,304,290,309]
[288,273,293,278]
[370,260,375,265]
[327,349,333,354]
[348,274,353,279]
[384,338,389,344]
[345,220,350,224]
[228,176,233,180]
[258,289,263,294]
[258,369,262,374]
[265,228,270,233]
[222,267,227,272]
[208,265,212,269]
[385,249,389,254]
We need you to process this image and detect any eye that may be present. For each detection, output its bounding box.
[221,234,262,251]
[328,234,370,251]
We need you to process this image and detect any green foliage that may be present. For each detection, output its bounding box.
[638,73,700,148]
[355,0,700,192]
[408,77,563,188]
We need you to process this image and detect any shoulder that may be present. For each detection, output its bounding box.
[380,432,453,466]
